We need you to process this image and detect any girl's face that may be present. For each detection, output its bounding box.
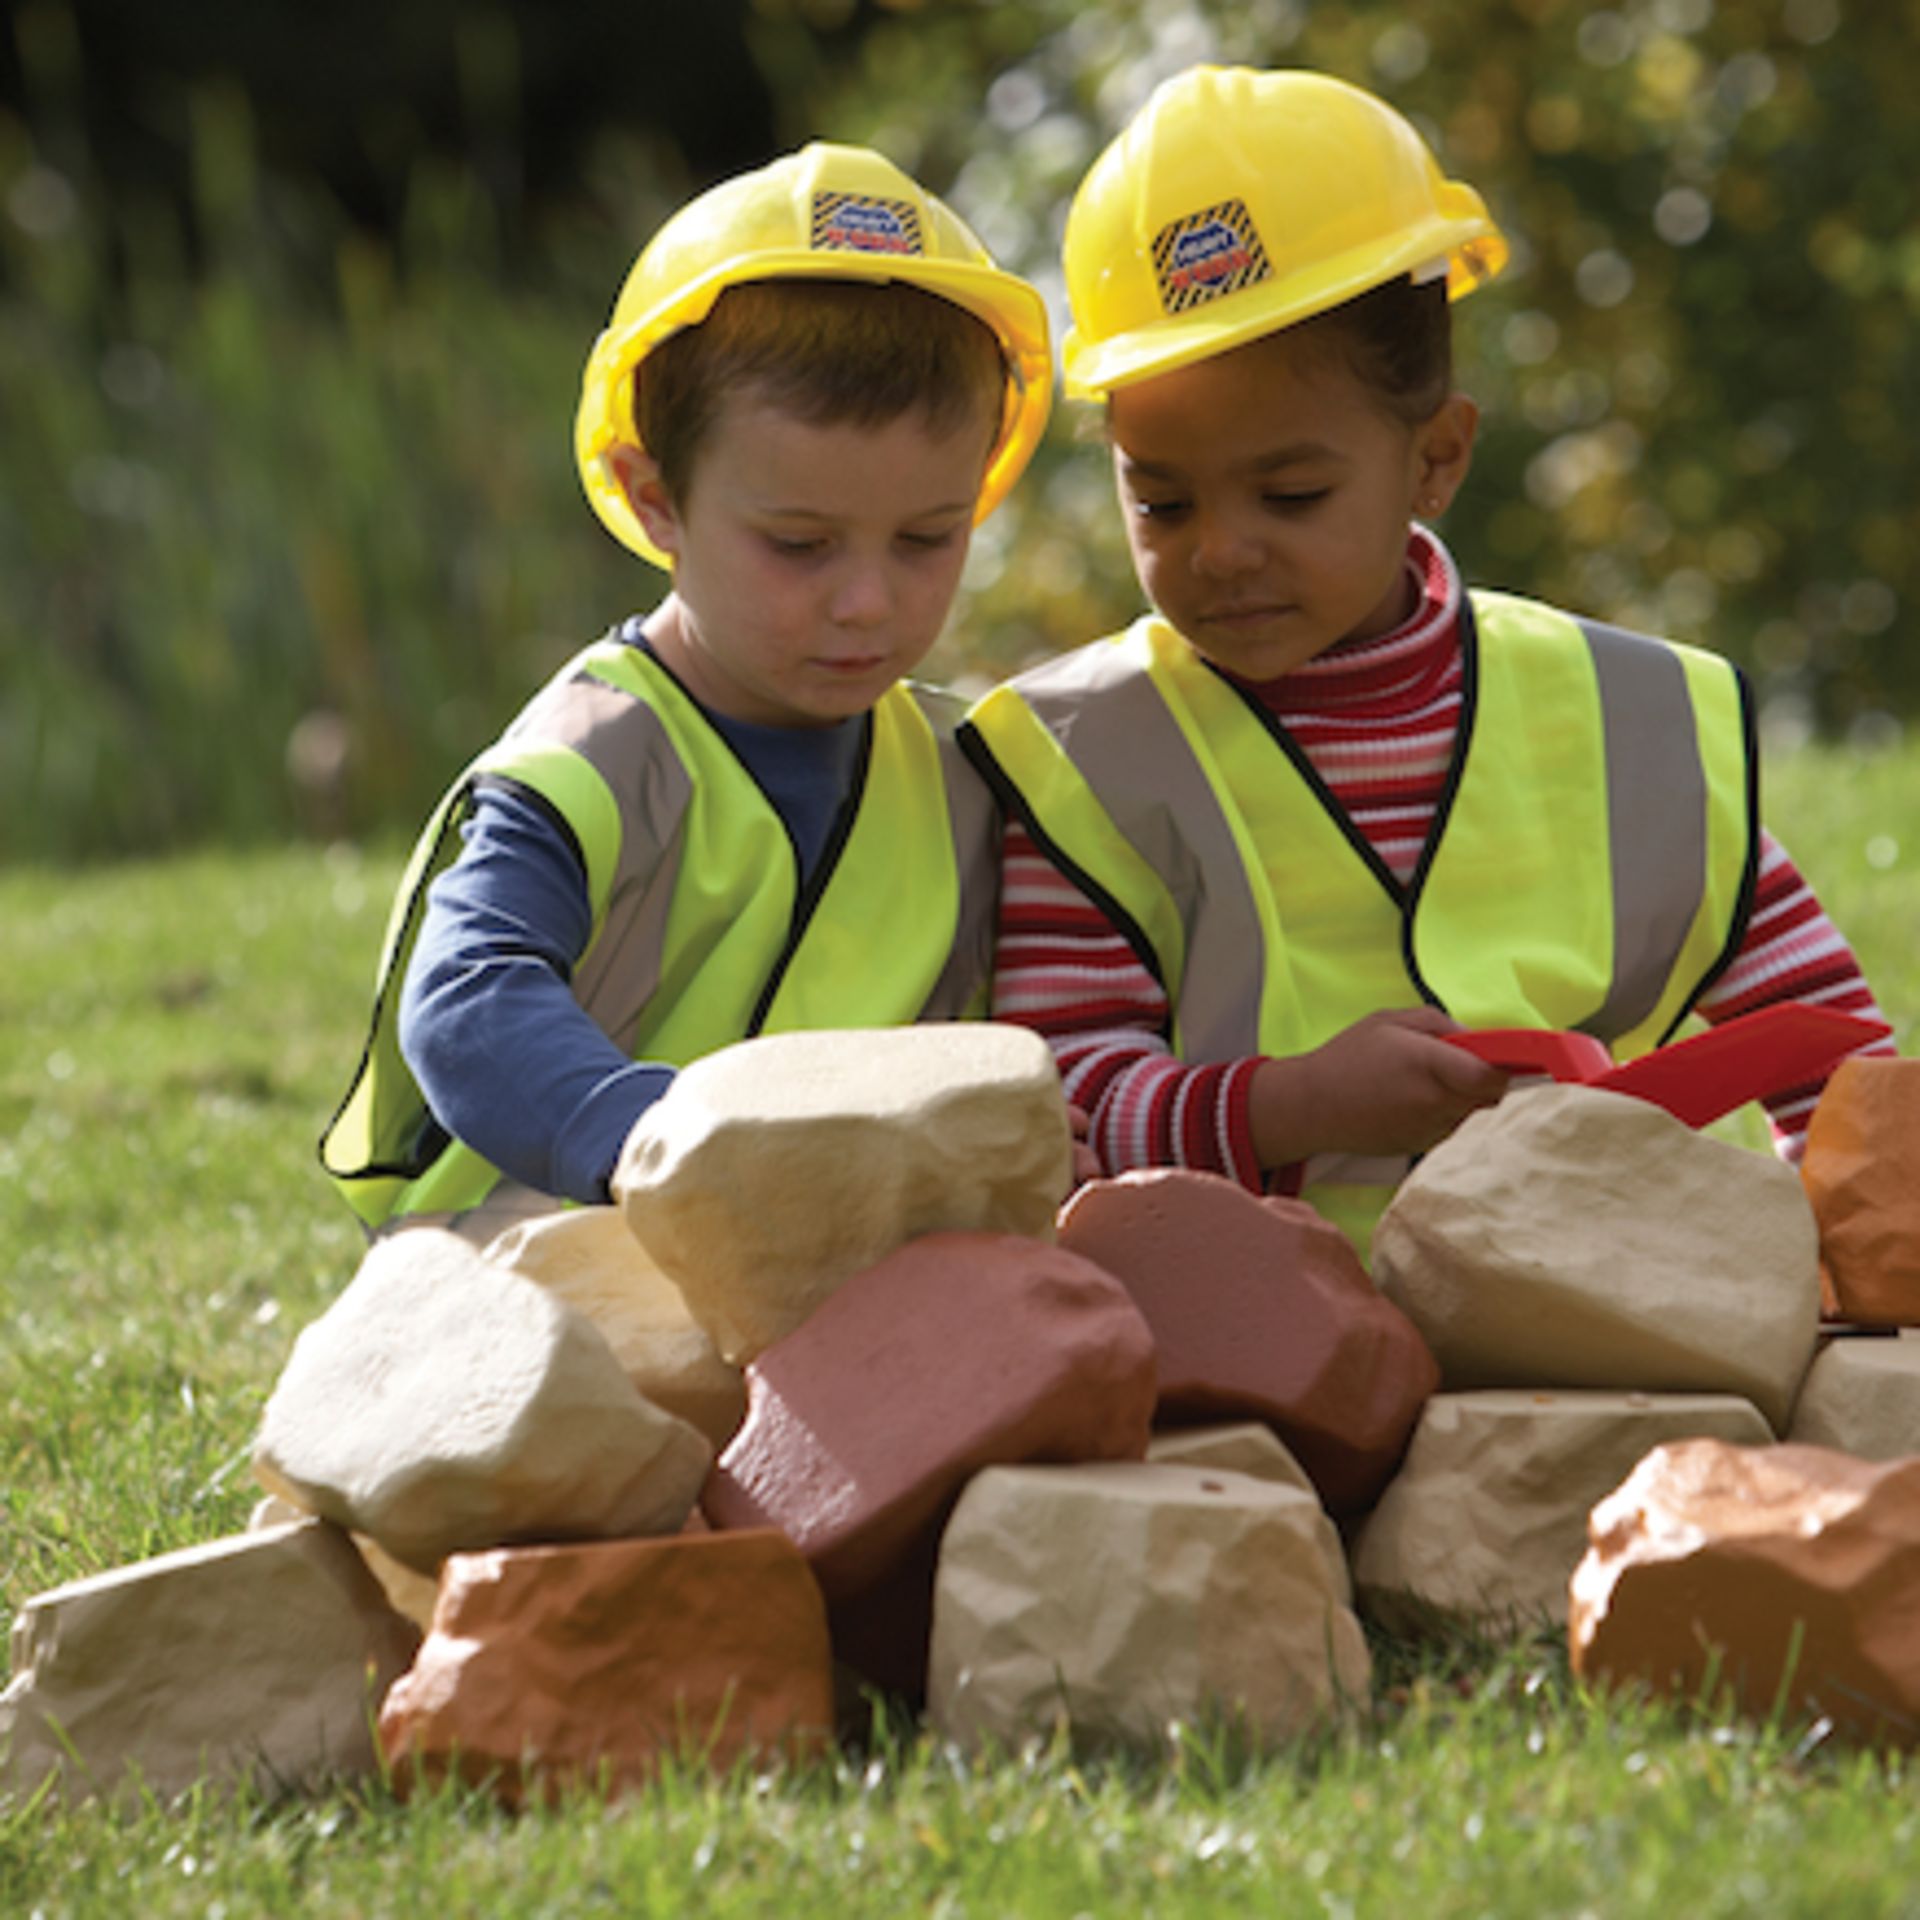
[1106,323,1476,681]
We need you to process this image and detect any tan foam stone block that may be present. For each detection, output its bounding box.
[249,1491,439,1637]
[1147,1422,1317,1497]
[1789,1332,1920,1460]
[1351,1389,1774,1631]
[1803,1058,1920,1325]
[1571,1439,1920,1742]
[928,1462,1370,1754]
[378,1530,833,1804]
[0,1521,418,1804]
[254,1226,712,1571]
[1372,1083,1820,1431]
[1058,1170,1438,1514]
[482,1205,747,1448]
[704,1232,1155,1695]
[613,1025,1072,1363]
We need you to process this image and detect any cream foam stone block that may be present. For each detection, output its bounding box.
[254,1226,712,1571]
[0,1520,419,1804]
[613,1025,1072,1362]
[1789,1332,1920,1460]
[1146,1422,1317,1498]
[1351,1389,1774,1630]
[1372,1083,1820,1431]
[248,1491,440,1634]
[928,1461,1369,1755]
[482,1204,747,1449]
[1571,1439,1920,1743]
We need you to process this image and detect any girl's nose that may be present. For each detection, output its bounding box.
[1189,510,1262,580]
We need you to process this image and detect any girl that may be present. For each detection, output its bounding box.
[962,66,1889,1254]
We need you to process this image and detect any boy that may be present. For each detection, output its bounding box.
[321,142,1051,1235]
[962,67,1889,1254]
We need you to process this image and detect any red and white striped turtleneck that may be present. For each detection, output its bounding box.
[991,526,1890,1188]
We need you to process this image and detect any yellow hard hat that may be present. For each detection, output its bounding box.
[576,142,1053,568]
[1061,66,1509,400]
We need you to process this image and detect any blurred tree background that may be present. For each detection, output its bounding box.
[2,0,1914,861]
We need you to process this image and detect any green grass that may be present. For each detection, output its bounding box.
[4,738,1920,1916]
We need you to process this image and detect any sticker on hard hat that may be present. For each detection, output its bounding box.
[1152,200,1271,315]
[812,192,925,256]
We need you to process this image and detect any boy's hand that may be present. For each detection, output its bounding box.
[1249,1007,1510,1169]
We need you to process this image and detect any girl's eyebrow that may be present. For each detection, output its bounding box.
[1118,442,1344,480]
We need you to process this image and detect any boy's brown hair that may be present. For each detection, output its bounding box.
[635,278,1007,505]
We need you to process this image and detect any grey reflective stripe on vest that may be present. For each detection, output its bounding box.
[1573,618,1709,1043]
[1017,647,1266,1055]
[914,682,1001,1020]
[504,668,692,1053]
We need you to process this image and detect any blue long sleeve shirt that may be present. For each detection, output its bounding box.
[398,651,867,1205]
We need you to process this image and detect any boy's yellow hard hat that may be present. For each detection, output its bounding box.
[1061,66,1508,400]
[576,142,1053,567]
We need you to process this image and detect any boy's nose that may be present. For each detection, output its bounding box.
[829,561,895,627]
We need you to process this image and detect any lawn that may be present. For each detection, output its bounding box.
[3,737,1919,1917]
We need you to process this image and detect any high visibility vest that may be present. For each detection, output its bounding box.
[321,633,997,1229]
[961,590,1758,1253]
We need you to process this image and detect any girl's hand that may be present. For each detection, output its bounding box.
[1249,1007,1510,1169]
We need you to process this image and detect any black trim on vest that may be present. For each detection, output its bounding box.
[957,719,1174,1018]
[630,635,876,1038]
[315,776,479,1197]
[1395,594,1483,1016]
[1206,661,1410,908]
[1655,662,1762,1045]
[746,716,875,1037]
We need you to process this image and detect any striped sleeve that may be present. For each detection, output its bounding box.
[992,822,1267,1189]
[1693,828,1895,1162]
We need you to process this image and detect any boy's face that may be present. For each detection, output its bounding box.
[1106,325,1475,680]
[619,388,993,729]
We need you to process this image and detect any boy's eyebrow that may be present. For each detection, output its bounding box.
[753,497,978,521]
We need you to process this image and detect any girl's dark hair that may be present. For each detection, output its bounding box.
[1293,272,1454,425]
[634,278,1006,503]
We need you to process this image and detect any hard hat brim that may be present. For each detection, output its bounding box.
[1063,216,1509,401]
[577,252,1054,570]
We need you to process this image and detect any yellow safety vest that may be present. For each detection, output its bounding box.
[322,634,997,1228]
[961,590,1757,1254]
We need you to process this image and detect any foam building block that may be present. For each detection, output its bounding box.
[379,1530,834,1804]
[1802,1058,1920,1325]
[928,1461,1370,1754]
[481,1204,747,1448]
[703,1231,1156,1694]
[613,1024,1072,1363]
[1146,1422,1317,1498]
[1571,1438,1920,1743]
[1788,1333,1920,1460]
[1351,1389,1773,1630]
[0,1520,418,1804]
[254,1225,712,1571]
[1372,1083,1820,1431]
[1057,1169,1438,1514]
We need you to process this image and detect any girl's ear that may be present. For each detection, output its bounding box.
[1414,392,1479,518]
[604,442,683,561]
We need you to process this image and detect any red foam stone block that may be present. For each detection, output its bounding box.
[1057,1168,1438,1515]
[1572,1439,1920,1745]
[701,1231,1157,1694]
[377,1530,832,1805]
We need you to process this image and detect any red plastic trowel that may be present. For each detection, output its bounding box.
[1446,1004,1892,1130]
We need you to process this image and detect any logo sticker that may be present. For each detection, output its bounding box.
[1152,199,1271,314]
[812,191,924,256]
